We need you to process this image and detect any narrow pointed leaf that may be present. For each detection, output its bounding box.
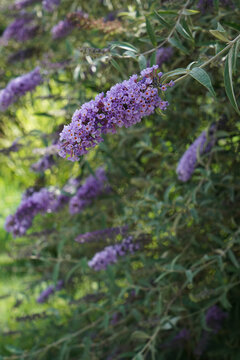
[145,17,157,46]
[224,48,240,114]
[189,67,216,97]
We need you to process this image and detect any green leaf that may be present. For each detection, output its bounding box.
[222,21,240,31]
[228,249,239,268]
[138,54,147,70]
[168,37,188,54]
[154,10,170,27]
[189,67,216,97]
[5,346,23,354]
[110,59,122,73]
[162,68,187,81]
[156,10,178,15]
[145,17,157,46]
[110,41,138,53]
[232,40,240,74]
[131,331,150,341]
[209,30,229,42]
[176,23,192,41]
[181,9,200,15]
[224,48,240,114]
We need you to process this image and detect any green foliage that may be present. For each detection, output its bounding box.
[0,0,240,359]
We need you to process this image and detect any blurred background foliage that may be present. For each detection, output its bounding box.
[0,0,240,359]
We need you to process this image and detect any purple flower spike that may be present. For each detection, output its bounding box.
[51,19,74,39]
[42,0,60,12]
[176,125,216,182]
[13,0,40,9]
[75,226,128,244]
[206,305,228,334]
[156,47,173,67]
[0,67,43,111]
[88,236,139,271]
[195,305,227,356]
[1,14,38,43]
[31,155,55,173]
[37,280,64,303]
[58,65,173,160]
[69,167,110,215]
[4,188,54,237]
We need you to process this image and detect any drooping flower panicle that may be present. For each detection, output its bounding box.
[5,188,53,237]
[37,280,64,303]
[31,155,55,173]
[75,226,128,244]
[42,0,60,11]
[194,305,227,356]
[176,125,216,182]
[69,167,110,215]
[51,19,74,39]
[0,67,43,111]
[58,66,173,161]
[13,0,40,10]
[1,13,38,43]
[88,236,139,271]
[156,47,174,67]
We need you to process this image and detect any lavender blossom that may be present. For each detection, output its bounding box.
[88,236,139,271]
[69,167,110,215]
[13,0,40,10]
[0,140,22,155]
[42,0,60,12]
[1,14,38,43]
[58,66,172,161]
[206,305,227,334]
[75,226,128,244]
[37,280,64,303]
[51,19,74,39]
[197,0,234,12]
[0,67,43,111]
[195,305,227,356]
[156,47,173,67]
[5,188,54,237]
[31,155,55,172]
[176,126,216,182]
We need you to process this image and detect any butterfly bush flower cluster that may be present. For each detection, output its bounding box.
[1,13,38,44]
[5,188,53,237]
[176,125,216,182]
[51,19,74,39]
[31,155,55,173]
[37,280,64,303]
[42,0,60,11]
[13,0,40,10]
[51,11,88,39]
[197,0,234,12]
[4,177,81,237]
[156,47,174,67]
[59,66,173,161]
[69,167,110,215]
[0,67,43,111]
[88,236,139,271]
[75,226,128,244]
[195,305,227,356]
